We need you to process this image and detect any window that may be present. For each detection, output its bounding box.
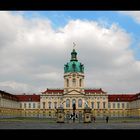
[122,103,124,108]
[118,111,120,116]
[97,102,100,109]
[24,103,26,108]
[67,79,69,87]
[103,102,106,109]
[29,103,31,108]
[20,103,22,108]
[91,102,94,109]
[49,111,51,116]
[72,78,76,87]
[79,79,82,87]
[127,103,129,108]
[117,103,120,109]
[72,99,76,105]
[113,103,115,109]
[48,102,51,109]
[108,103,111,108]
[54,102,57,109]
[33,103,35,108]
[72,99,76,108]
[78,99,82,107]
[43,102,45,109]
[113,111,115,116]
[38,104,40,108]
[66,99,70,108]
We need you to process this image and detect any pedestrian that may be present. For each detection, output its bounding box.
[93,116,96,123]
[106,116,109,123]
[76,114,78,119]
[69,114,72,120]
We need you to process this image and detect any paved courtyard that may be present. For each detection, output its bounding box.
[0,121,140,129]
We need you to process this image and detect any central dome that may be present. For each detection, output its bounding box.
[64,48,84,73]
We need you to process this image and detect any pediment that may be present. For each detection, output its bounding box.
[63,90,85,96]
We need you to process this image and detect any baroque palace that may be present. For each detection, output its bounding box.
[0,48,140,118]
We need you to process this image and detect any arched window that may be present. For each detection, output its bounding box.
[66,99,70,108]
[67,79,69,87]
[78,99,82,107]
[73,78,76,87]
[79,79,82,87]
[72,99,76,106]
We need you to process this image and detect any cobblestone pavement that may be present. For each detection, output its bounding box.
[0,121,140,129]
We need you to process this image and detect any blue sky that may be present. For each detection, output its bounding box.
[14,11,140,60]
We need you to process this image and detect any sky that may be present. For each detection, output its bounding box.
[0,11,140,94]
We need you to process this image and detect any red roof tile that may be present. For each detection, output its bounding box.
[15,95,40,102]
[131,93,140,101]
[0,90,19,101]
[108,94,135,102]
[85,88,106,94]
[42,89,64,94]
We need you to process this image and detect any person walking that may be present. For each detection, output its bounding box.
[106,116,109,123]
[93,116,96,123]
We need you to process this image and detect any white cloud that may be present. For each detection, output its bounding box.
[0,11,140,94]
[0,81,36,94]
[120,11,140,24]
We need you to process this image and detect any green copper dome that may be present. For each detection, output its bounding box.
[64,49,84,73]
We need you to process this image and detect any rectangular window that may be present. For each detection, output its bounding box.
[117,103,120,109]
[49,102,51,109]
[43,102,45,109]
[29,103,31,108]
[97,102,100,109]
[122,103,124,108]
[54,102,57,109]
[38,104,40,108]
[108,103,111,108]
[33,103,35,108]
[20,103,22,108]
[91,102,94,109]
[24,103,26,108]
[103,102,106,109]
[127,103,129,108]
[113,103,115,109]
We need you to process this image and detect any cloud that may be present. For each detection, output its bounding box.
[0,81,36,94]
[120,11,140,24]
[0,11,140,94]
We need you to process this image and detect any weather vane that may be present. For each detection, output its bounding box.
[73,42,76,49]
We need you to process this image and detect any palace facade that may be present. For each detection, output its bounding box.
[0,48,140,118]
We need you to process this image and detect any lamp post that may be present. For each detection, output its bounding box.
[83,99,92,123]
[72,103,76,122]
[56,100,65,123]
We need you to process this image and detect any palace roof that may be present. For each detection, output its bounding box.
[108,94,135,102]
[15,94,40,102]
[130,93,140,101]
[42,89,64,94]
[85,88,106,94]
[0,90,19,101]
[42,88,106,94]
